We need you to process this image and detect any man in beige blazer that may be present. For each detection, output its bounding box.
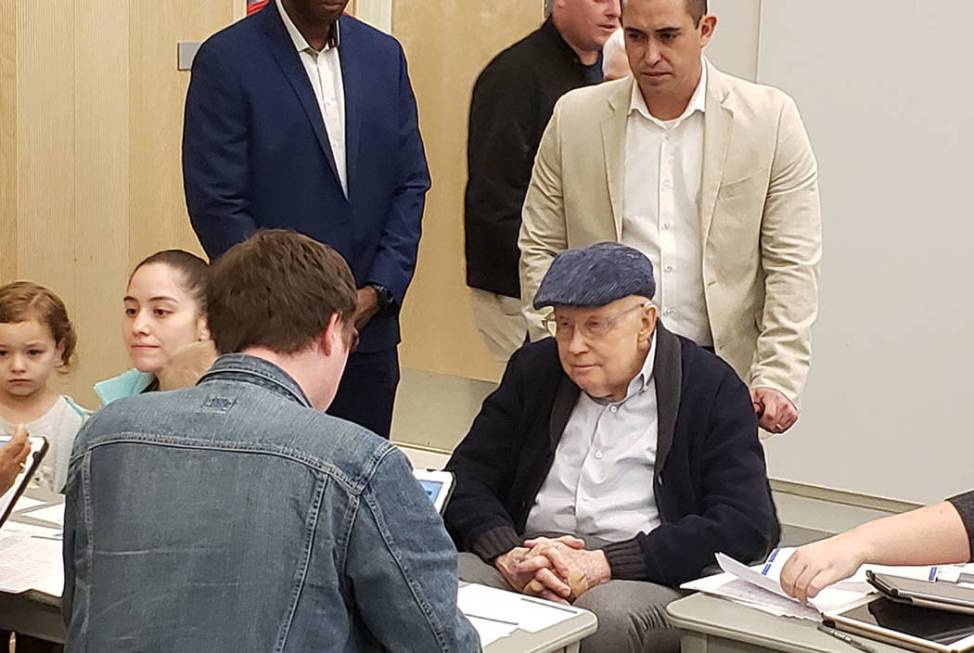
[520,0,821,434]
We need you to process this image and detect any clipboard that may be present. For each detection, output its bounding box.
[0,435,49,528]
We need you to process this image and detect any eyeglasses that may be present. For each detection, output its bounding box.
[543,302,650,340]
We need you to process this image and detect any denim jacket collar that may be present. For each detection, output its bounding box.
[198,354,313,409]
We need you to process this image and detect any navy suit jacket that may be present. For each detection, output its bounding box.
[183,3,430,352]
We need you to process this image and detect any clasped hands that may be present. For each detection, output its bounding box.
[494,536,611,604]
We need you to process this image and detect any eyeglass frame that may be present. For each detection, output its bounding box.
[542,301,653,341]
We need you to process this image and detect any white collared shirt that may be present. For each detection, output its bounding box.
[622,63,711,346]
[276,0,348,196]
[525,334,660,542]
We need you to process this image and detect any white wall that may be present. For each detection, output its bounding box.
[704,0,761,81]
[754,1,974,504]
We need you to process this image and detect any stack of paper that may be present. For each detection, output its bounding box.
[0,532,63,596]
[683,548,971,622]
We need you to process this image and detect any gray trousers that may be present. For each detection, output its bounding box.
[458,552,683,653]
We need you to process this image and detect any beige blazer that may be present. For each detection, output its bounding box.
[519,61,821,405]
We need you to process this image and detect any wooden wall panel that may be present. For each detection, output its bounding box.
[394,1,541,382]
[69,0,133,402]
[128,0,232,264]
[0,0,16,283]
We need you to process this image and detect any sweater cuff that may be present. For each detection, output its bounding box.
[471,526,523,563]
[601,539,648,581]
[947,491,974,561]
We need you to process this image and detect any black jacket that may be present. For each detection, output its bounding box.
[464,20,602,298]
[445,326,780,587]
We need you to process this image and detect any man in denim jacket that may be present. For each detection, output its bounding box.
[62,230,479,652]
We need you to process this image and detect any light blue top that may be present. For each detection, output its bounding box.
[93,369,156,406]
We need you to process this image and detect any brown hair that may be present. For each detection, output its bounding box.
[206,229,357,355]
[687,0,707,26]
[0,281,77,371]
[130,250,209,314]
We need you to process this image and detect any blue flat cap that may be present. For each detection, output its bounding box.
[534,242,656,309]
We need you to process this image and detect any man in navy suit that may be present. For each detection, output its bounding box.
[183,0,430,438]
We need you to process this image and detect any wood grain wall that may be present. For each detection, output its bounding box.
[0,0,541,408]
[0,0,234,407]
[394,1,542,382]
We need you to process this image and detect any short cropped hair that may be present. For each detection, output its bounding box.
[206,229,357,356]
[687,0,707,26]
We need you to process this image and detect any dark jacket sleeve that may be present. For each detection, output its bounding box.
[182,43,257,259]
[947,491,974,561]
[364,44,430,306]
[445,349,529,562]
[603,368,778,585]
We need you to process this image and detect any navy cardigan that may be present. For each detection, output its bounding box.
[445,326,780,587]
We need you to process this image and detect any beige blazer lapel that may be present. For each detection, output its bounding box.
[601,81,631,240]
[699,61,734,247]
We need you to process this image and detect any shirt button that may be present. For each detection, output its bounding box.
[664,308,675,317]
[609,405,618,414]
[664,264,674,273]
[595,450,604,460]
[662,223,671,230]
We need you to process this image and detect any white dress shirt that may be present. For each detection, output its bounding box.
[276,0,348,196]
[622,63,711,346]
[525,334,660,542]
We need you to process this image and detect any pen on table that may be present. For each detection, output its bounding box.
[817,624,877,653]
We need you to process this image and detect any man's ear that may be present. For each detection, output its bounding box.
[640,304,658,340]
[699,15,717,46]
[320,312,344,357]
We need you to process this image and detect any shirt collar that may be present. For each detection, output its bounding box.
[276,0,340,53]
[628,56,707,126]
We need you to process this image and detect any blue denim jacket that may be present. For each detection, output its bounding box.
[63,354,479,652]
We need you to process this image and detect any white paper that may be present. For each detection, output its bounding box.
[0,533,63,595]
[716,552,865,614]
[464,616,517,646]
[458,583,581,636]
[21,502,65,526]
[682,572,821,620]
[12,496,45,513]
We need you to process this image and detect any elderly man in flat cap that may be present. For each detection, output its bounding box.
[445,242,779,652]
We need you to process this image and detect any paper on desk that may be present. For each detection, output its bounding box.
[682,572,821,621]
[21,502,65,526]
[458,583,581,634]
[716,553,865,614]
[464,616,517,647]
[12,496,45,513]
[0,534,63,596]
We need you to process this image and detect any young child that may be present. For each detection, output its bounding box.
[94,250,210,405]
[0,281,88,495]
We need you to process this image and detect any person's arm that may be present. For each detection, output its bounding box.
[0,425,30,495]
[444,348,529,562]
[781,497,972,603]
[519,100,569,340]
[751,95,823,408]
[182,44,256,259]
[344,448,480,652]
[599,369,779,586]
[363,44,431,308]
[61,446,86,626]
[464,60,539,287]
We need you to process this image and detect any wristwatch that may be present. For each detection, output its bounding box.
[369,283,393,310]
